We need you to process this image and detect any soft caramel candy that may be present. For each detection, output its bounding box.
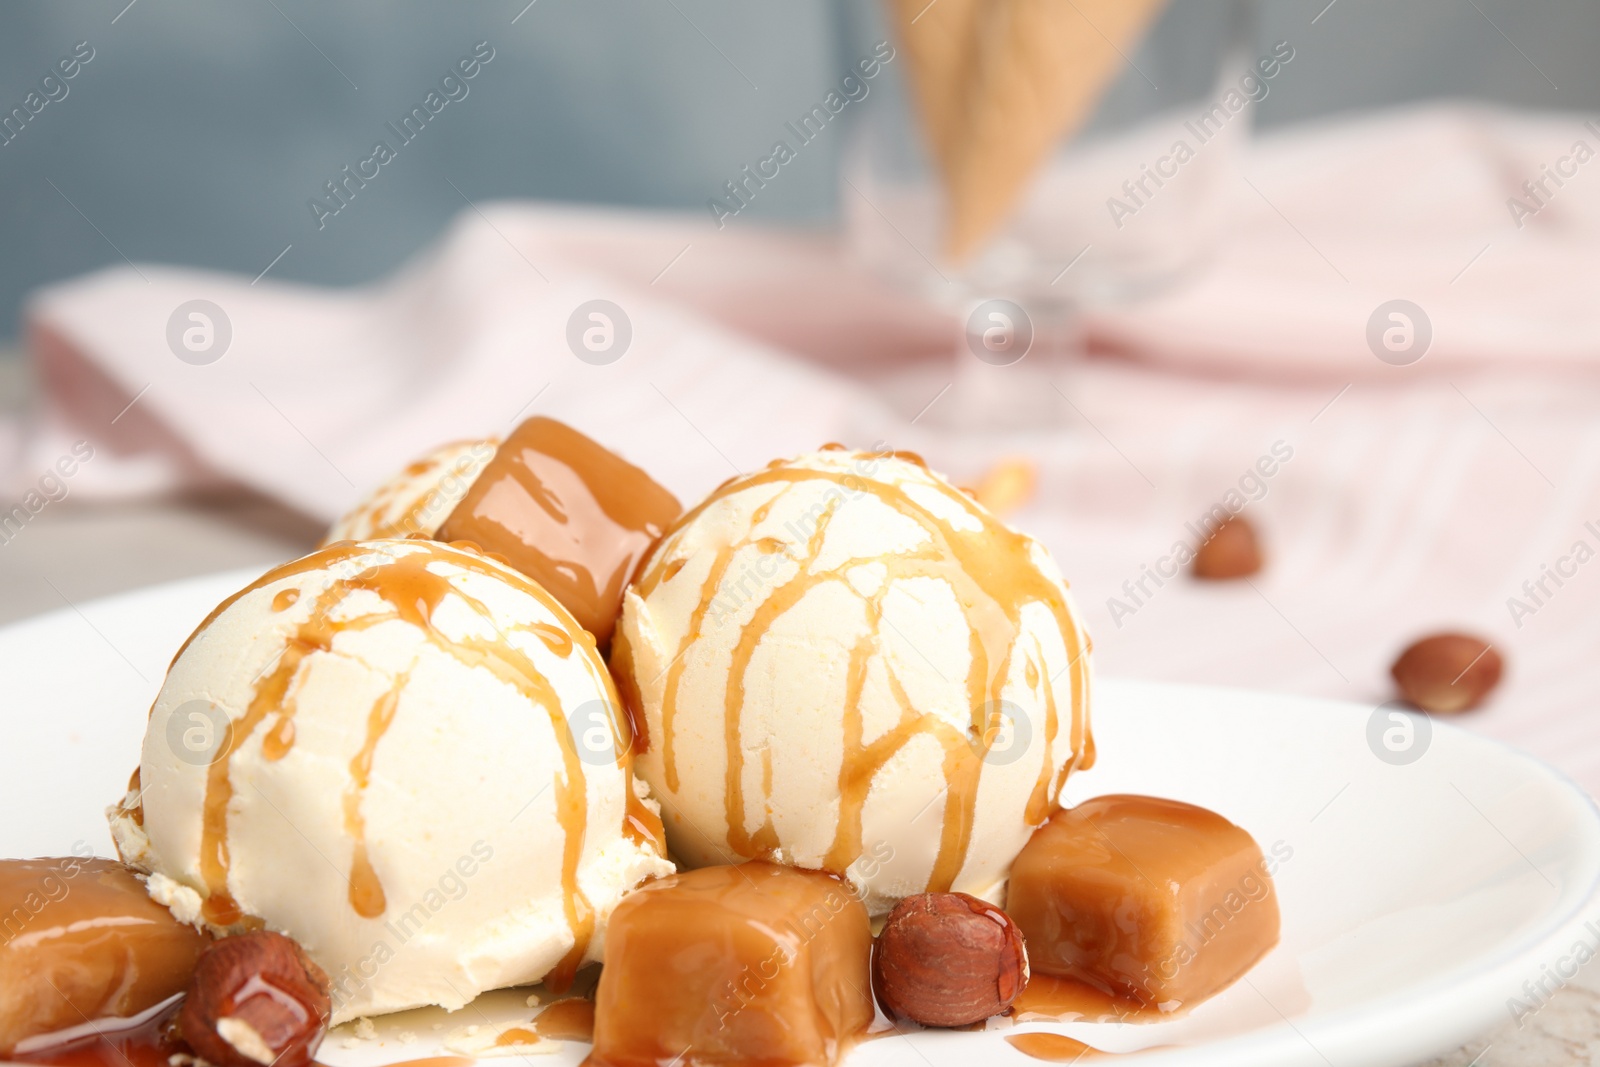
[0,858,210,1053]
[436,417,680,648]
[590,863,873,1067]
[1007,795,1282,1010]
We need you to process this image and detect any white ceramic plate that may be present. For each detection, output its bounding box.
[3,567,1598,1067]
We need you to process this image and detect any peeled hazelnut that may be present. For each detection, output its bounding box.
[872,892,1028,1027]
[1392,632,1503,713]
[1192,516,1263,580]
[179,930,331,1067]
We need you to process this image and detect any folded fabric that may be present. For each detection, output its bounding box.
[1091,105,1600,375]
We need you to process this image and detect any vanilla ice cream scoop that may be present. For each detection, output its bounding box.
[612,448,1092,915]
[324,438,498,543]
[110,538,673,1021]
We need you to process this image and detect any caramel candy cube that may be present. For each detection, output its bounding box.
[0,858,210,1052]
[590,863,873,1067]
[1007,795,1281,1010]
[436,417,680,648]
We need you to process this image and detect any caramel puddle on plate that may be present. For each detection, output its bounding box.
[634,452,1093,894]
[492,1028,541,1048]
[1005,1033,1104,1061]
[531,998,596,1041]
[1006,975,1182,1060]
[493,999,596,1047]
[1005,1032,1178,1062]
[1010,975,1176,1024]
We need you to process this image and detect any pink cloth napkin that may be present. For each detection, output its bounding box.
[15,103,1600,794]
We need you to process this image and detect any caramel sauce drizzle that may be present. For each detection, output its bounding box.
[654,525,745,795]
[528,621,576,658]
[608,624,650,756]
[1023,635,1060,827]
[717,492,841,857]
[634,456,1092,893]
[179,540,638,987]
[622,788,667,855]
[344,680,404,918]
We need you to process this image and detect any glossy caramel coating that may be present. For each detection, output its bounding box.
[436,418,680,648]
[590,863,873,1067]
[0,859,209,1053]
[1007,795,1280,1010]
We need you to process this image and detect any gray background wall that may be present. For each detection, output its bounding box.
[0,0,1594,341]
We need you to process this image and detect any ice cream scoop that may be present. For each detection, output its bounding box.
[612,447,1092,915]
[323,439,498,544]
[109,538,673,1022]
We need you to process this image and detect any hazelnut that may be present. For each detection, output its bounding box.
[1192,516,1263,580]
[1392,632,1503,713]
[872,892,1028,1027]
[179,931,331,1067]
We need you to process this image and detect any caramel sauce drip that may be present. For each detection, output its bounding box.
[634,456,1092,891]
[1023,635,1061,826]
[493,1027,540,1048]
[181,541,637,982]
[271,588,300,612]
[529,621,575,658]
[608,625,650,756]
[531,998,596,1042]
[261,718,295,761]
[623,788,667,855]
[343,682,403,918]
[200,616,339,925]
[653,529,742,795]
[1005,1032,1108,1061]
[717,494,841,856]
[822,629,881,873]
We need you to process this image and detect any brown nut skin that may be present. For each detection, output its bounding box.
[179,931,331,1067]
[1392,633,1503,713]
[871,892,1029,1028]
[1192,516,1263,580]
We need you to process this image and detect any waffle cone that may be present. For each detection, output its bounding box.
[888,0,986,178]
[939,0,1168,259]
